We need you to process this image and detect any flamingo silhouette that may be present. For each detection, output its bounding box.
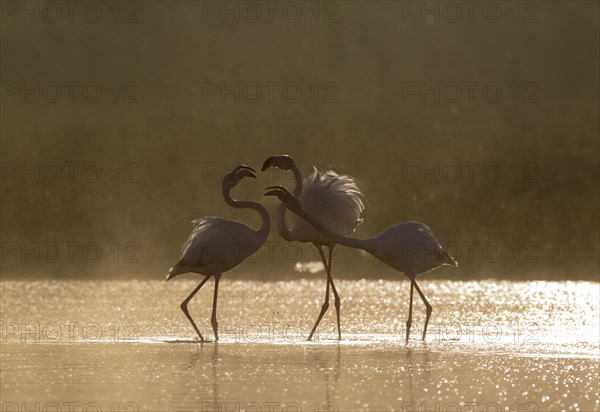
[264,185,457,342]
[166,165,270,342]
[262,155,366,340]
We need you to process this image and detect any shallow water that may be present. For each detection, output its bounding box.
[1,279,598,411]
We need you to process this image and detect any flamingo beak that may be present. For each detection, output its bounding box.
[261,155,293,171]
[264,185,285,191]
[264,185,291,201]
[233,164,256,177]
[237,168,257,179]
[261,157,275,172]
[234,164,255,173]
[264,189,280,197]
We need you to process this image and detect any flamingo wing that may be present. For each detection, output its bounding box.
[171,217,260,276]
[293,167,367,239]
[370,222,457,274]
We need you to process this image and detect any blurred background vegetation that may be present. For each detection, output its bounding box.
[1,1,598,280]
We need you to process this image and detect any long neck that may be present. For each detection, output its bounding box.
[291,163,303,196]
[290,202,374,253]
[276,203,293,241]
[223,187,271,239]
[276,162,304,241]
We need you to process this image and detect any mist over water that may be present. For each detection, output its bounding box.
[1,2,598,281]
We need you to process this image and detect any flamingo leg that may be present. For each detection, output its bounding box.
[181,276,211,342]
[406,281,414,343]
[307,246,332,341]
[211,273,222,341]
[411,279,432,341]
[327,246,342,340]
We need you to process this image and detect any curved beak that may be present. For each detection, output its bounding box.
[264,188,283,197]
[237,168,257,179]
[264,185,289,199]
[264,185,284,191]
[234,164,256,173]
[232,164,257,179]
[261,157,275,172]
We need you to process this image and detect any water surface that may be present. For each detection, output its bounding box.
[1,279,598,411]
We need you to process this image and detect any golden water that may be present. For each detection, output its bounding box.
[1,279,598,411]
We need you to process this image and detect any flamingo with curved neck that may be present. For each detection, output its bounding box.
[264,185,457,342]
[262,155,366,340]
[166,165,270,342]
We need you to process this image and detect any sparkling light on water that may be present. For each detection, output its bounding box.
[1,279,598,411]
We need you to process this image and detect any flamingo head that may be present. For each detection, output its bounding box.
[264,185,303,214]
[261,154,296,172]
[223,165,257,191]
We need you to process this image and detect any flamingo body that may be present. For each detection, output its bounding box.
[264,185,457,342]
[166,165,270,342]
[365,221,457,276]
[261,156,367,340]
[167,217,265,279]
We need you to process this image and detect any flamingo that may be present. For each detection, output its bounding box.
[264,185,457,342]
[166,165,270,342]
[261,155,366,340]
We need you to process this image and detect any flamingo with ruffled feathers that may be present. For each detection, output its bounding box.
[166,165,270,342]
[261,155,366,340]
[264,185,457,342]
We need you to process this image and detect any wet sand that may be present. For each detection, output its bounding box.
[1,279,598,411]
